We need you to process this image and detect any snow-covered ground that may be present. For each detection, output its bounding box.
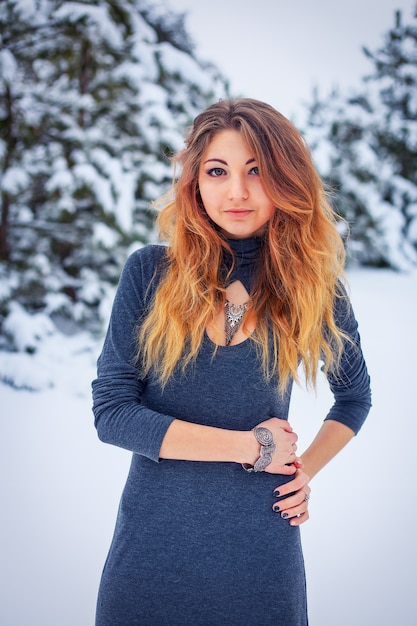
[1,268,416,626]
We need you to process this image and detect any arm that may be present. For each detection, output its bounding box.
[159,416,299,475]
[301,419,354,479]
[92,247,175,461]
[273,292,372,525]
[271,420,354,526]
[93,248,298,471]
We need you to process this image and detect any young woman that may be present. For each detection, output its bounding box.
[92,98,371,625]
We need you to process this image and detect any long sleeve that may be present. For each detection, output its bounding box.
[92,245,175,462]
[323,290,372,434]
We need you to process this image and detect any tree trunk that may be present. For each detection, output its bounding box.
[78,39,90,127]
[1,85,14,261]
[0,192,10,260]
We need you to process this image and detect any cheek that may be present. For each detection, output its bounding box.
[197,176,205,203]
[198,183,215,211]
[266,204,276,219]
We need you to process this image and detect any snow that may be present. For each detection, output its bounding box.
[72,163,113,214]
[53,3,124,49]
[88,149,136,232]
[0,49,17,83]
[92,222,119,249]
[304,76,417,270]
[157,42,215,92]
[1,268,417,625]
[0,166,30,194]
[2,303,55,355]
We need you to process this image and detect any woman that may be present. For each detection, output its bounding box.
[92,98,371,625]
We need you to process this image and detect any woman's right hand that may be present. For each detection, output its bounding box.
[248,417,299,475]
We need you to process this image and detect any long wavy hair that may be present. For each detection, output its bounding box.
[138,98,348,393]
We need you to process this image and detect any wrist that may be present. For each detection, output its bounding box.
[233,430,260,465]
[242,427,276,472]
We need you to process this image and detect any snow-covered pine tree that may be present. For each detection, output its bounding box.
[304,4,417,270]
[0,0,228,360]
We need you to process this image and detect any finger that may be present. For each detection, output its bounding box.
[272,471,310,498]
[272,481,310,512]
[284,430,298,444]
[267,463,297,476]
[272,491,304,513]
[272,501,309,519]
[289,510,310,526]
[302,486,311,501]
[273,492,309,519]
[279,420,294,432]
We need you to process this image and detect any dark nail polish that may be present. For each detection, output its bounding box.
[281,512,289,519]
[273,505,280,512]
[273,490,280,497]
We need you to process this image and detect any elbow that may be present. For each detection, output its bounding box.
[93,410,110,444]
[92,396,117,445]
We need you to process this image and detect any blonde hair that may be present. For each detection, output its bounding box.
[138,98,348,393]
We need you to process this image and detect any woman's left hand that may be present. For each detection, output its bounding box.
[272,468,311,526]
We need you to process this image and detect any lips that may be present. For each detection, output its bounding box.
[225,209,252,216]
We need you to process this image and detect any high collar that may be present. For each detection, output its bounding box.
[221,237,264,293]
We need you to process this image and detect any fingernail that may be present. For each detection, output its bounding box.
[273,505,280,512]
[281,512,289,519]
[273,490,280,497]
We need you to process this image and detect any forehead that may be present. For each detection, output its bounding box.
[202,129,253,159]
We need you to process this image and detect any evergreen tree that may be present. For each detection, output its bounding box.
[0,0,228,356]
[304,4,417,270]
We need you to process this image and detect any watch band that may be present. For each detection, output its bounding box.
[242,426,276,472]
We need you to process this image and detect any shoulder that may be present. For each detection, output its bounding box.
[126,243,168,268]
[333,279,352,318]
[123,244,168,279]
[332,280,364,342]
[117,244,169,302]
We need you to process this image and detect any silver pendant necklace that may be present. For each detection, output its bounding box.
[224,299,249,346]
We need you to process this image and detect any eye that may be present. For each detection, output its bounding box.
[249,165,259,175]
[207,167,226,177]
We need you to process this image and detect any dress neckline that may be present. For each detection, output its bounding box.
[221,237,264,294]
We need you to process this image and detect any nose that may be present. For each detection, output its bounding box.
[227,175,248,201]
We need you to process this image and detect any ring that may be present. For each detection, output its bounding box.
[303,490,310,502]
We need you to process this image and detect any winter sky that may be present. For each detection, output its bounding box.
[169,0,416,119]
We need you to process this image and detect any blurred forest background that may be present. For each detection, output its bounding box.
[1,0,416,388]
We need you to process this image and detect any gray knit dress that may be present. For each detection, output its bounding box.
[92,240,371,626]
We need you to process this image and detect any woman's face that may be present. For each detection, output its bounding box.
[198,129,276,239]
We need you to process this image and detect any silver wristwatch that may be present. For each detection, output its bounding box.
[242,426,276,472]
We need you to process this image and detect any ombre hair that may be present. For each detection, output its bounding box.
[138,98,348,393]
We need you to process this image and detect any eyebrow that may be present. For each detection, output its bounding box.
[203,158,256,165]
